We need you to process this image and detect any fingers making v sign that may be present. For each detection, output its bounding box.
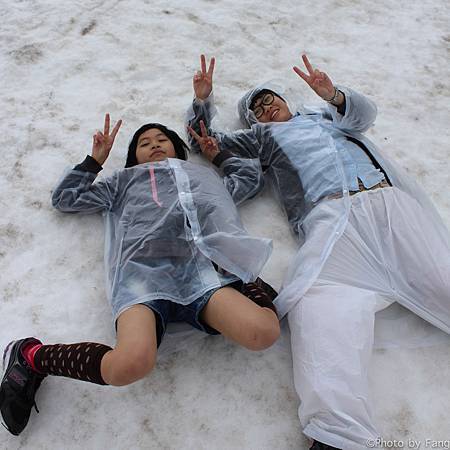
[193,54,215,101]
[293,54,336,102]
[187,120,220,162]
[91,113,122,166]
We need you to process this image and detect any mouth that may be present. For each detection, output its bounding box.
[151,150,165,158]
[270,109,279,121]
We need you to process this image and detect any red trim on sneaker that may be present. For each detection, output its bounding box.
[22,343,43,372]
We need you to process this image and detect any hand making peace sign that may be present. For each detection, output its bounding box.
[293,54,336,102]
[187,120,220,162]
[91,114,122,166]
[193,54,215,101]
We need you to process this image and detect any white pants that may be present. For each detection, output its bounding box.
[288,188,450,449]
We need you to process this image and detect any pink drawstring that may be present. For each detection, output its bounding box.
[149,165,162,207]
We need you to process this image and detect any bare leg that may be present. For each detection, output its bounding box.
[101,304,158,386]
[201,287,280,351]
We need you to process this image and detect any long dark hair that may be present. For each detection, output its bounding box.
[125,123,189,168]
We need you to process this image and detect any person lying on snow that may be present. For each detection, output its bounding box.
[187,54,450,450]
[1,115,280,436]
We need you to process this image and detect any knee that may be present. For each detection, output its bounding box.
[109,348,156,386]
[245,312,280,351]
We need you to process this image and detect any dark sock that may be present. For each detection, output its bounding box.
[241,278,278,316]
[310,440,342,450]
[34,342,112,385]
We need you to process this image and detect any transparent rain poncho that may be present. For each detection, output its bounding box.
[52,158,272,323]
[187,82,450,341]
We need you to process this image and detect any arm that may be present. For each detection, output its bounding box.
[213,150,265,205]
[187,54,262,159]
[52,114,122,213]
[325,86,377,133]
[186,93,218,154]
[187,54,216,153]
[51,156,119,213]
[188,122,265,205]
[293,54,377,133]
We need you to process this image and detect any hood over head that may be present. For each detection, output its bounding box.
[237,80,293,128]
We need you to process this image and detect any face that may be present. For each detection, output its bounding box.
[135,128,176,164]
[250,91,292,123]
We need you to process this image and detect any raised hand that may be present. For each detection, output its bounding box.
[187,120,220,162]
[91,113,122,166]
[293,54,336,101]
[193,54,215,100]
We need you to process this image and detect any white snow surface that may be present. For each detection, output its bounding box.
[1,0,450,449]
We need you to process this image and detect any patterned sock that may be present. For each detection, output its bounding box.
[33,342,112,385]
[241,278,278,316]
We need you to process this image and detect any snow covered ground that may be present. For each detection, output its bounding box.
[1,0,449,449]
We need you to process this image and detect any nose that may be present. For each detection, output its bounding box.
[262,103,273,117]
[151,142,161,150]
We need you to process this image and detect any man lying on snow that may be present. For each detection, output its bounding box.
[187,53,450,450]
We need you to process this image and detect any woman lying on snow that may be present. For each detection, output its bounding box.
[0,116,280,436]
[187,54,450,450]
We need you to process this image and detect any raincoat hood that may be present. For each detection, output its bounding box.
[237,81,293,128]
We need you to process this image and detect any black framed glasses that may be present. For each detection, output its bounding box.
[251,92,275,119]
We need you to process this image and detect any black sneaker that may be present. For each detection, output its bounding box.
[310,440,341,450]
[1,338,46,436]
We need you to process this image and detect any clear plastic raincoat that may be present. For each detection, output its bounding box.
[187,83,450,324]
[52,158,272,322]
[187,83,450,448]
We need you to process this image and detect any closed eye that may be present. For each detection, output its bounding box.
[251,101,262,110]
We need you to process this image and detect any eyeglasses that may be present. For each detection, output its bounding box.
[250,92,275,119]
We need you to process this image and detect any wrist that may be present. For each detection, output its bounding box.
[324,86,338,103]
[331,91,344,106]
[74,155,103,174]
[324,87,344,106]
[91,154,106,166]
[208,151,220,162]
[212,149,234,168]
[195,91,213,102]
